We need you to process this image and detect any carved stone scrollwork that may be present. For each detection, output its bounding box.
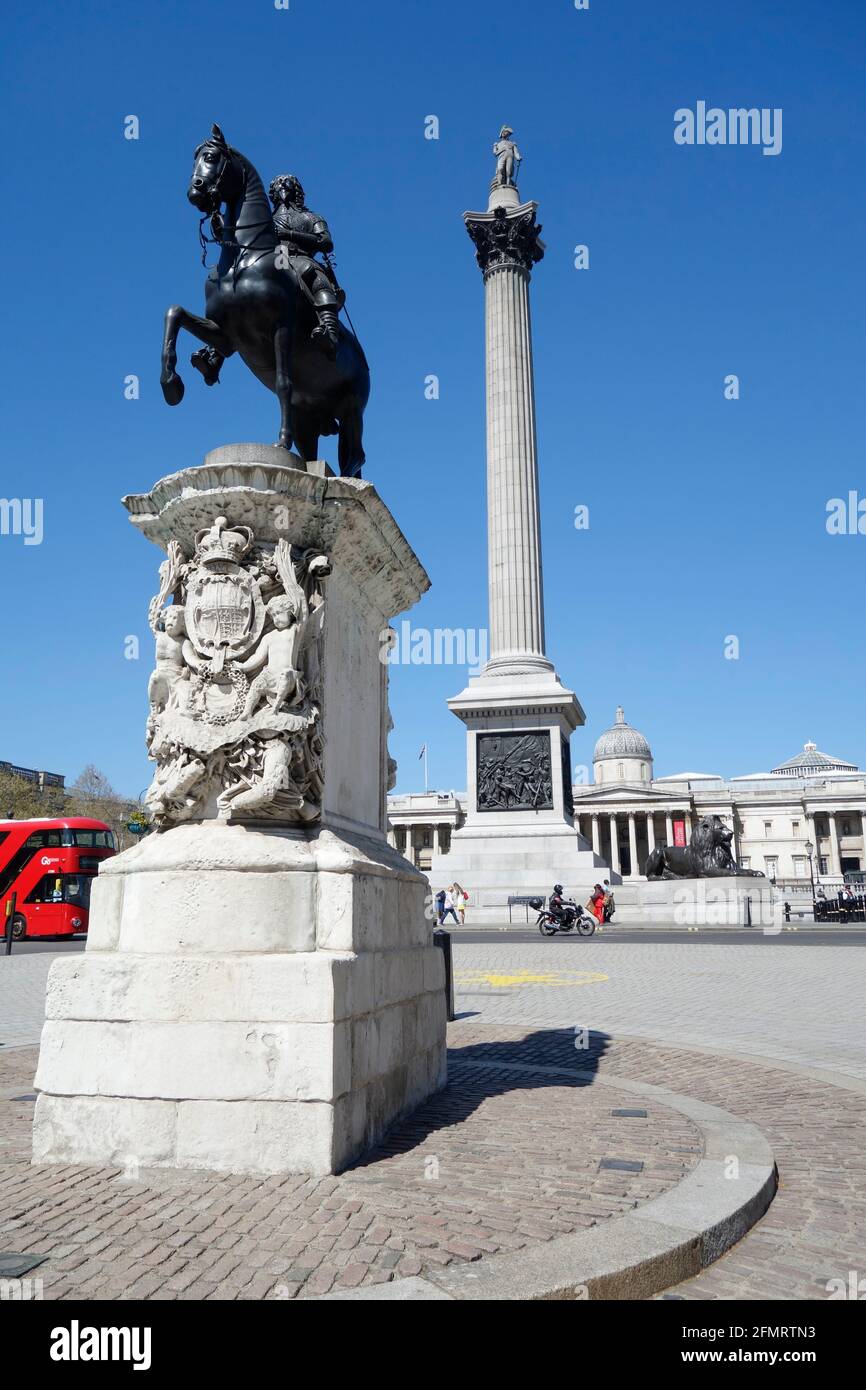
[144,516,329,829]
[465,206,544,277]
[476,731,553,812]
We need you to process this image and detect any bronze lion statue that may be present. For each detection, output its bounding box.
[645,815,764,880]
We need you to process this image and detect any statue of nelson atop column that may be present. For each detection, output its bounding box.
[492,125,522,187]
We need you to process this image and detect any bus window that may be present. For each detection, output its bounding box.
[25,873,93,907]
[24,830,63,848]
[63,830,115,849]
[62,876,93,908]
[26,874,65,903]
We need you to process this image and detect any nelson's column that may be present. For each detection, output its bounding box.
[429,128,612,918]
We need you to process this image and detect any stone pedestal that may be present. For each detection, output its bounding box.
[606,877,780,928]
[432,670,612,921]
[33,446,447,1175]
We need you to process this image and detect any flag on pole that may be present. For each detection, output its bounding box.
[418,744,427,759]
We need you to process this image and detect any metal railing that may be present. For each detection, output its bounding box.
[506,894,544,924]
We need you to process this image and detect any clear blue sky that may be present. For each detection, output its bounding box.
[2,0,864,798]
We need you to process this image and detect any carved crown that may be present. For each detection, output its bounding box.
[194,515,254,566]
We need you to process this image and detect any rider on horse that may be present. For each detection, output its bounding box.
[190,167,344,386]
[269,174,343,360]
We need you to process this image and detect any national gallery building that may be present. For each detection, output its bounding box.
[387,708,866,892]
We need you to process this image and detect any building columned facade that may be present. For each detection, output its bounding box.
[387,793,461,875]
[388,710,866,891]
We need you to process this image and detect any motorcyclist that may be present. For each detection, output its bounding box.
[549,883,566,924]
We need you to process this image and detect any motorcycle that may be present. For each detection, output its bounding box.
[529,897,597,937]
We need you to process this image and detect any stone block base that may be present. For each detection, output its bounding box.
[609,878,780,927]
[430,825,614,924]
[33,1040,447,1177]
[33,824,448,1176]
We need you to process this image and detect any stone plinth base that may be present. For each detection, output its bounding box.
[33,823,447,1176]
[608,877,779,928]
[430,825,614,925]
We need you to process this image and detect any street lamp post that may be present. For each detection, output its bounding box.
[805,839,816,917]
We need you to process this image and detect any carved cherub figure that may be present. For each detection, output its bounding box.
[239,594,302,719]
[147,606,189,713]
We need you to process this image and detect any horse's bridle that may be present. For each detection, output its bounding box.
[197,144,272,268]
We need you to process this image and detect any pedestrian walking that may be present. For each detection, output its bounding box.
[452,882,468,924]
[440,888,460,925]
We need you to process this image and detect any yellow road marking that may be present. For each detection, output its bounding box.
[455,969,609,989]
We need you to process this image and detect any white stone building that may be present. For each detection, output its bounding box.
[388,708,866,896]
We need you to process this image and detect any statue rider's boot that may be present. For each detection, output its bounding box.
[311,306,339,360]
[190,347,224,386]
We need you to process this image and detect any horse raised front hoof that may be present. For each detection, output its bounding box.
[161,372,185,406]
[190,348,223,387]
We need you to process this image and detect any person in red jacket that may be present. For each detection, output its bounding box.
[588,883,605,924]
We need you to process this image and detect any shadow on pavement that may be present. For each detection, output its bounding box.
[347,1028,611,1168]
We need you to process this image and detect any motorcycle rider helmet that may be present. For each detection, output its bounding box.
[553,883,563,895]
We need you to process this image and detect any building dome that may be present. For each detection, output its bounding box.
[593,707,653,785]
[594,707,652,762]
[770,740,858,778]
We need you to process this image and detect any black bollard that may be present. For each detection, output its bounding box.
[4,891,16,956]
[433,927,455,1022]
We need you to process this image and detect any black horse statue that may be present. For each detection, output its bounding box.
[160,125,369,477]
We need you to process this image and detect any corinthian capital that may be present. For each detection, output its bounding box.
[465,205,544,277]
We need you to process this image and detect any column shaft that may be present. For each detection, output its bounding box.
[484,266,547,664]
[609,815,620,875]
[828,814,841,875]
[628,813,638,878]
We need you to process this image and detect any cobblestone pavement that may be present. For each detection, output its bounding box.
[0,955,56,1047]
[3,939,864,1300]
[0,1040,700,1300]
[453,940,866,1078]
[454,1024,866,1301]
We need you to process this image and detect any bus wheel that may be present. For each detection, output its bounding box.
[10,914,27,941]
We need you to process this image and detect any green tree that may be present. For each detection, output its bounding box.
[67,765,141,851]
[0,770,64,821]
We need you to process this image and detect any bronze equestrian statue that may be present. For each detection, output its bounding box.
[160,125,369,476]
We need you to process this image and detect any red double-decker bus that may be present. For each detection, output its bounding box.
[0,818,116,940]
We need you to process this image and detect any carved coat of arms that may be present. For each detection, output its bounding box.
[143,515,329,829]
